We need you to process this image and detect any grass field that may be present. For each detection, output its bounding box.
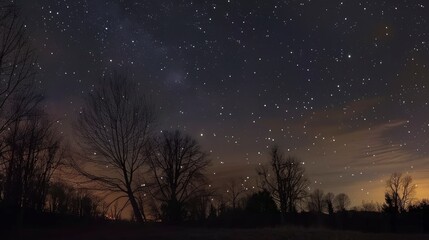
[5,225,429,240]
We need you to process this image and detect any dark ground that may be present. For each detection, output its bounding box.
[3,224,429,240]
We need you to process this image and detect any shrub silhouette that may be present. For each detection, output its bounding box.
[244,190,280,227]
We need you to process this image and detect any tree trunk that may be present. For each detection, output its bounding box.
[128,191,144,222]
[279,195,286,224]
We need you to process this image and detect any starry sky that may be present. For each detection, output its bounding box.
[16,0,429,206]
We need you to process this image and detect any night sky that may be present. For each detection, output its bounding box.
[16,0,429,206]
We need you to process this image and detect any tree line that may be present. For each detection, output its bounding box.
[1,1,429,233]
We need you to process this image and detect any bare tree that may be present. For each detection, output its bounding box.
[384,172,416,213]
[187,187,215,221]
[0,107,63,211]
[225,178,246,210]
[148,130,210,223]
[307,189,326,213]
[0,2,47,211]
[0,3,38,136]
[47,181,104,218]
[324,192,335,214]
[73,73,154,222]
[361,200,380,212]
[47,181,74,214]
[333,193,351,212]
[257,145,308,221]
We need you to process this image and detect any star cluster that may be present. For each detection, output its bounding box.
[17,0,429,205]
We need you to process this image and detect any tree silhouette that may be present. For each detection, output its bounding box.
[147,130,210,223]
[361,201,380,212]
[73,73,154,222]
[47,181,103,218]
[383,172,416,213]
[0,3,38,136]
[307,189,326,213]
[1,107,63,211]
[225,178,246,210]
[409,199,429,213]
[333,193,351,212]
[47,181,74,214]
[245,190,280,226]
[187,187,214,221]
[257,145,308,221]
[0,2,65,217]
[324,192,335,215]
[246,190,278,213]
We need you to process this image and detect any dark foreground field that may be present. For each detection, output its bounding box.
[3,225,429,240]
